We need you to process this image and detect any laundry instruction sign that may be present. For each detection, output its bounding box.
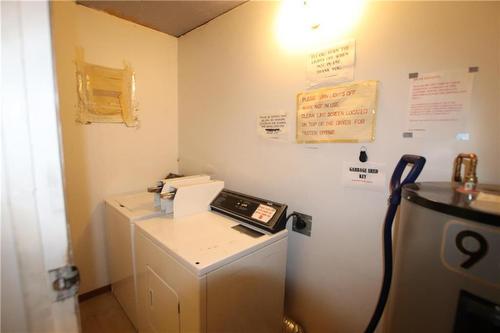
[257,112,289,140]
[407,70,474,138]
[307,39,355,86]
[296,81,378,143]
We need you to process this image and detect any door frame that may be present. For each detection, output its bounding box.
[1,1,80,331]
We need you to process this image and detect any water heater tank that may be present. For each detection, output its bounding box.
[385,182,500,333]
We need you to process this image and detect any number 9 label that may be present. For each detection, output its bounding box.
[441,220,500,287]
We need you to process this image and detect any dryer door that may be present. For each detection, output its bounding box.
[146,266,180,333]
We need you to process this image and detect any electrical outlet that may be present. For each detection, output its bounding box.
[292,211,312,237]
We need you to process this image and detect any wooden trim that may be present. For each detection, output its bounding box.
[78,285,111,302]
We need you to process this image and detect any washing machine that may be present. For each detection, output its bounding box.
[104,175,220,328]
[105,191,164,327]
[134,189,289,333]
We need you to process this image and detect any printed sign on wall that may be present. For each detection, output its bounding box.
[296,81,378,143]
[307,39,355,86]
[342,161,386,192]
[407,70,474,138]
[257,112,289,141]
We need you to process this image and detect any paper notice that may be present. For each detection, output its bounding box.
[296,81,378,143]
[407,70,474,137]
[342,161,386,192]
[257,112,289,140]
[307,39,355,86]
[251,204,276,224]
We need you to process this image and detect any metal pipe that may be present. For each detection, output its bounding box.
[283,316,304,333]
[452,153,478,191]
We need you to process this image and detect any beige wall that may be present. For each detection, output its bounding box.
[51,2,178,293]
[178,1,500,332]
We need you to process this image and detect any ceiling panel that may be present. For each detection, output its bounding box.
[77,0,246,37]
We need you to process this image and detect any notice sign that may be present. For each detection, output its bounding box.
[307,39,355,86]
[251,204,276,224]
[257,112,289,140]
[342,161,386,192]
[296,81,378,143]
[407,70,474,137]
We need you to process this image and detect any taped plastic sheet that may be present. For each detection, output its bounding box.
[76,48,138,126]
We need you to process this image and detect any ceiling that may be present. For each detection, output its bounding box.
[77,0,247,37]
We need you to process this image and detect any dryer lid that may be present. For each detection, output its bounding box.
[107,192,162,221]
[135,212,287,276]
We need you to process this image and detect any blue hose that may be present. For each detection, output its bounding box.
[364,155,426,333]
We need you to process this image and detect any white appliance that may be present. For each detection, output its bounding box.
[134,189,289,333]
[386,182,500,332]
[105,191,163,328]
[104,175,223,328]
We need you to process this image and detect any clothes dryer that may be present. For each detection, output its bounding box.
[135,190,289,333]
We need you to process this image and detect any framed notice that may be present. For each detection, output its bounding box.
[296,81,378,143]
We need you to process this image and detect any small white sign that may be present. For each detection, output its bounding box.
[307,39,355,86]
[257,112,289,140]
[441,220,500,286]
[342,161,386,191]
[251,204,276,224]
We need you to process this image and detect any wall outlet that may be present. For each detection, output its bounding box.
[292,211,312,237]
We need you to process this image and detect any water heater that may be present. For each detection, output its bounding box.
[385,181,500,332]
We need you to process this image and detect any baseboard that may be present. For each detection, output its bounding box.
[78,284,111,302]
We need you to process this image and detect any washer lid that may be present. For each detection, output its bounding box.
[106,192,162,221]
[135,211,288,277]
[403,182,500,226]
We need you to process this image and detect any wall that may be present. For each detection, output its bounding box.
[178,2,500,332]
[51,2,178,293]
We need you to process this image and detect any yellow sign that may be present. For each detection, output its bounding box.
[296,81,378,143]
[76,48,138,127]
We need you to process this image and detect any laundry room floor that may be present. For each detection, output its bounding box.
[79,292,136,333]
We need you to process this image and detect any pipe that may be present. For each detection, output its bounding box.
[453,153,478,191]
[283,316,304,333]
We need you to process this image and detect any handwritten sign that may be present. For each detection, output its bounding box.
[307,39,355,86]
[296,81,378,143]
[342,161,386,191]
[407,70,474,138]
[257,112,289,140]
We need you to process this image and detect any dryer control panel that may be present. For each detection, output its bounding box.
[210,189,287,234]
